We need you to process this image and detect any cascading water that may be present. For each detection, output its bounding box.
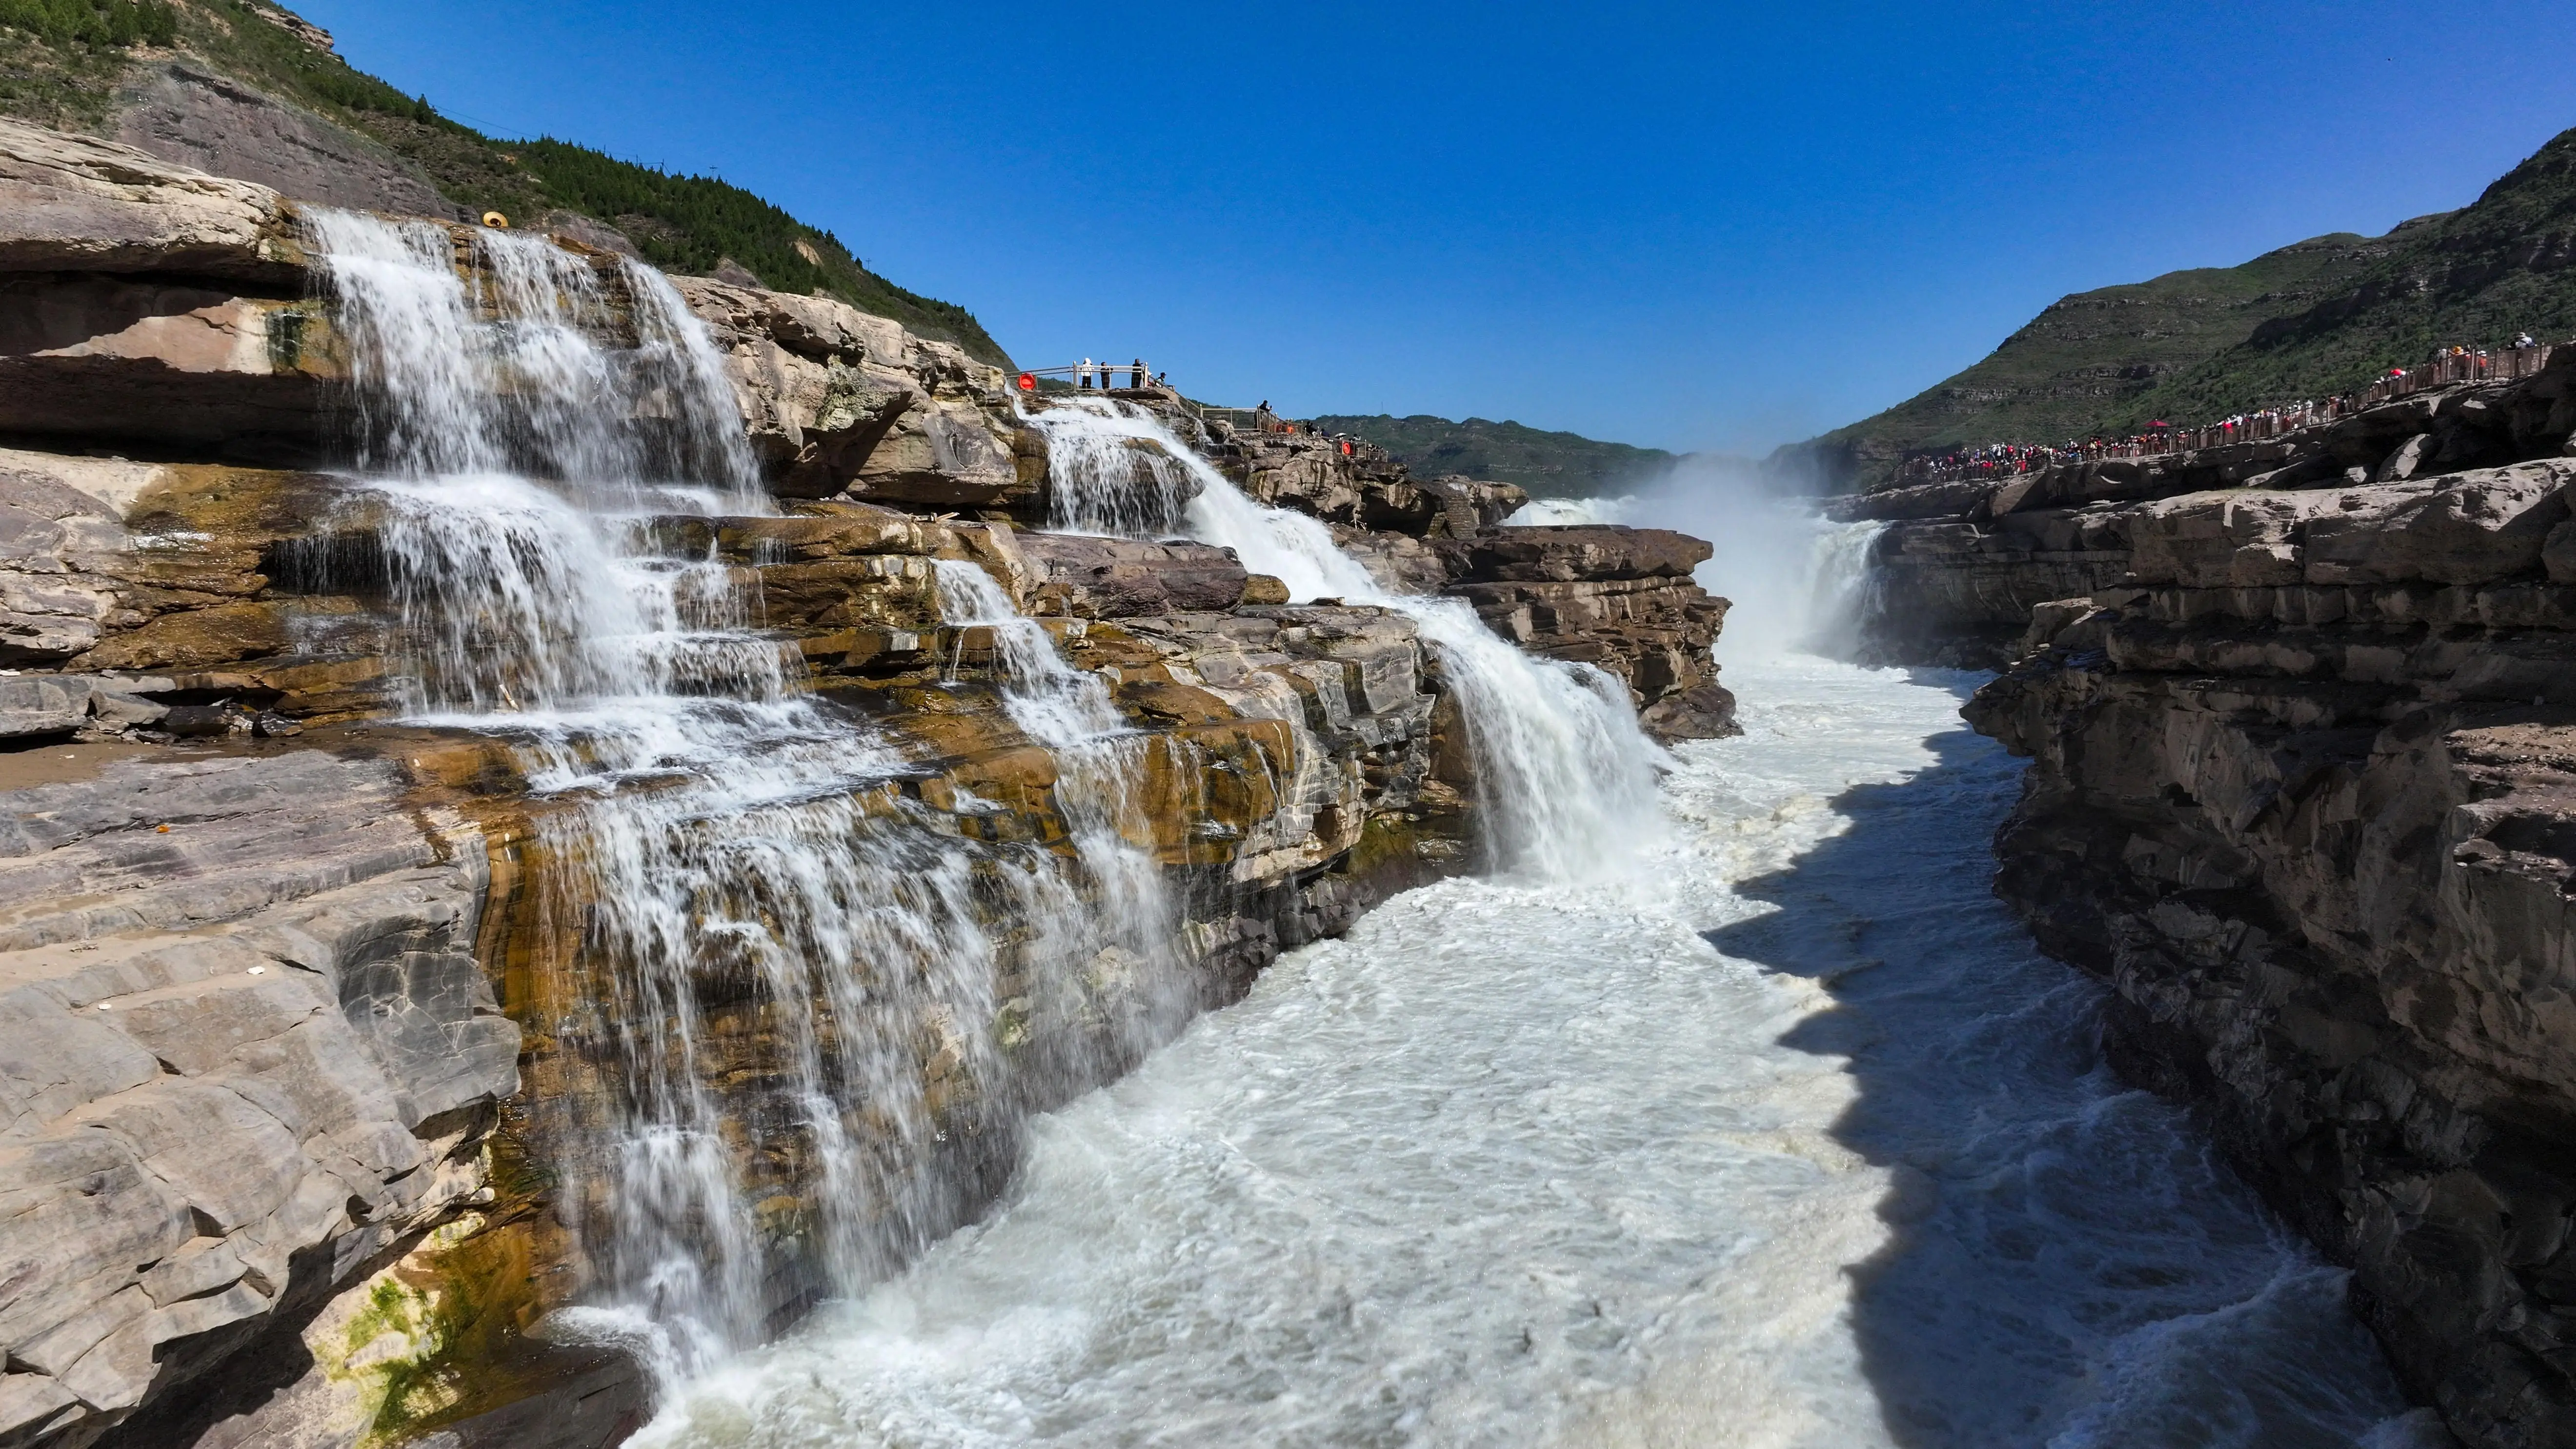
[627,585,2440,1449]
[302,212,1190,1379]
[929,559,1187,1029]
[300,218,2422,1449]
[1021,396,1666,881]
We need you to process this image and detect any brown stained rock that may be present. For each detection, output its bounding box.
[1241,574,1291,606]
[1017,535,1249,618]
[746,558,942,633]
[75,599,361,673]
[1434,524,1712,584]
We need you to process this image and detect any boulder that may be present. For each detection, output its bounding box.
[1434,524,1711,584]
[1017,535,1250,617]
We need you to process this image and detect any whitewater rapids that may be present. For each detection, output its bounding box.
[626,658,2440,1449]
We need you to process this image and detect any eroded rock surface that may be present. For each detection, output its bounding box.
[0,751,513,1449]
[114,64,454,220]
[1869,355,2576,1446]
[1434,524,1735,740]
[0,117,1735,1449]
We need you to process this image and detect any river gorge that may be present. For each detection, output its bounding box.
[0,114,2555,1449]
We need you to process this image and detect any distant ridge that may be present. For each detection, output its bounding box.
[1312,414,1673,498]
[0,0,1012,364]
[1790,122,2576,491]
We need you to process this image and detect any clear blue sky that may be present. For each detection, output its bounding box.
[296,0,2576,455]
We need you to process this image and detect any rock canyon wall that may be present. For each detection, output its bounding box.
[1846,355,2576,1446]
[0,120,1732,1449]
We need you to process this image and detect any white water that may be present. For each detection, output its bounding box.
[1020,397,1665,882]
[305,218,2432,1441]
[1499,462,1883,668]
[306,215,1675,1383]
[302,213,1207,1373]
[627,656,2438,1449]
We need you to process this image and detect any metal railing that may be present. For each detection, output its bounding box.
[1014,361,1159,391]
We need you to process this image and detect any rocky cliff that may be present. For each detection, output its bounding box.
[1852,348,2576,1446]
[0,120,1732,1449]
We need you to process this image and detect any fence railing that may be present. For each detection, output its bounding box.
[1015,361,1159,391]
[1893,341,2560,486]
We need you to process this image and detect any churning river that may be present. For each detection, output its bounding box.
[283,214,2443,1447]
[628,655,2443,1449]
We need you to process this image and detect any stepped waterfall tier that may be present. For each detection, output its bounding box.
[290,214,1667,1379]
[1021,395,1667,879]
[0,113,2484,1449]
[0,122,1744,1449]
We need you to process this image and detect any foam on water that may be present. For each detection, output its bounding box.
[301,213,1210,1375]
[628,660,2436,1449]
[304,225,2432,1442]
[1021,397,1666,883]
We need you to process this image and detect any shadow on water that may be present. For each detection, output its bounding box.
[1703,671,2433,1449]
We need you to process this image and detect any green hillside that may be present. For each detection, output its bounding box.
[1311,413,1673,497]
[1791,122,2576,491]
[1787,229,2409,488]
[0,0,1010,364]
[2113,125,2576,431]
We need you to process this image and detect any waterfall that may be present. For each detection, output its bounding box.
[306,209,759,502]
[301,212,1181,1382]
[1020,398,1199,536]
[929,559,1186,1027]
[1021,396,1665,880]
[1803,520,1889,660]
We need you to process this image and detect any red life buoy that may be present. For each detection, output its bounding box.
[1018,373,1036,391]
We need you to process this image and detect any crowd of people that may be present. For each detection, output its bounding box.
[1896,335,2559,485]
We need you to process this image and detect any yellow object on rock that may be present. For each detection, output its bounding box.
[481,210,509,229]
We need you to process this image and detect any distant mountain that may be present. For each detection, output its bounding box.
[1784,230,2411,488]
[0,0,1011,364]
[1311,414,1674,498]
[2121,125,2576,430]
[1791,122,2576,491]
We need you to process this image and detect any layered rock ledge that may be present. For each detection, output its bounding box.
[1855,354,2576,1446]
[0,119,1734,1449]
